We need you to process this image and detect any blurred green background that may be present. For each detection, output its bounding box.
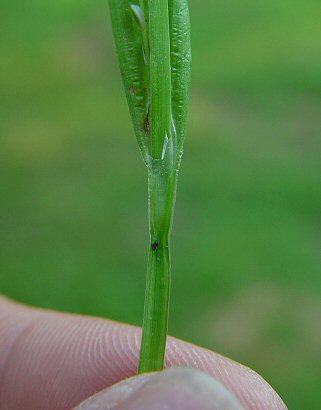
[1,0,321,408]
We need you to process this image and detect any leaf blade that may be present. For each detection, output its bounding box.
[109,0,150,162]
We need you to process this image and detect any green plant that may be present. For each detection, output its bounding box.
[109,0,191,373]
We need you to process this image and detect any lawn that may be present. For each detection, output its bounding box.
[1,0,321,408]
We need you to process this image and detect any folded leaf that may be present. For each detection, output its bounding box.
[109,0,149,162]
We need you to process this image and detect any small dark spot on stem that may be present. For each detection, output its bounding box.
[129,85,135,95]
[152,241,159,251]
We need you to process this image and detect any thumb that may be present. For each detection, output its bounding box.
[74,367,245,410]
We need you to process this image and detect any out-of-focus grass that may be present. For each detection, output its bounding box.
[1,1,321,408]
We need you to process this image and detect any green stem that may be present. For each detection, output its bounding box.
[138,0,174,373]
[138,159,178,373]
[108,0,191,375]
[149,0,171,159]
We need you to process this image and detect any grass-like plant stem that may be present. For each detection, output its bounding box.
[108,0,191,373]
[138,0,174,373]
[139,160,178,372]
[148,0,171,159]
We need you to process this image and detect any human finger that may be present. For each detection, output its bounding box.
[0,296,287,410]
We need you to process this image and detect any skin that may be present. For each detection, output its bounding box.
[0,295,287,410]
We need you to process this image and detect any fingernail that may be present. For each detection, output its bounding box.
[74,367,245,410]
